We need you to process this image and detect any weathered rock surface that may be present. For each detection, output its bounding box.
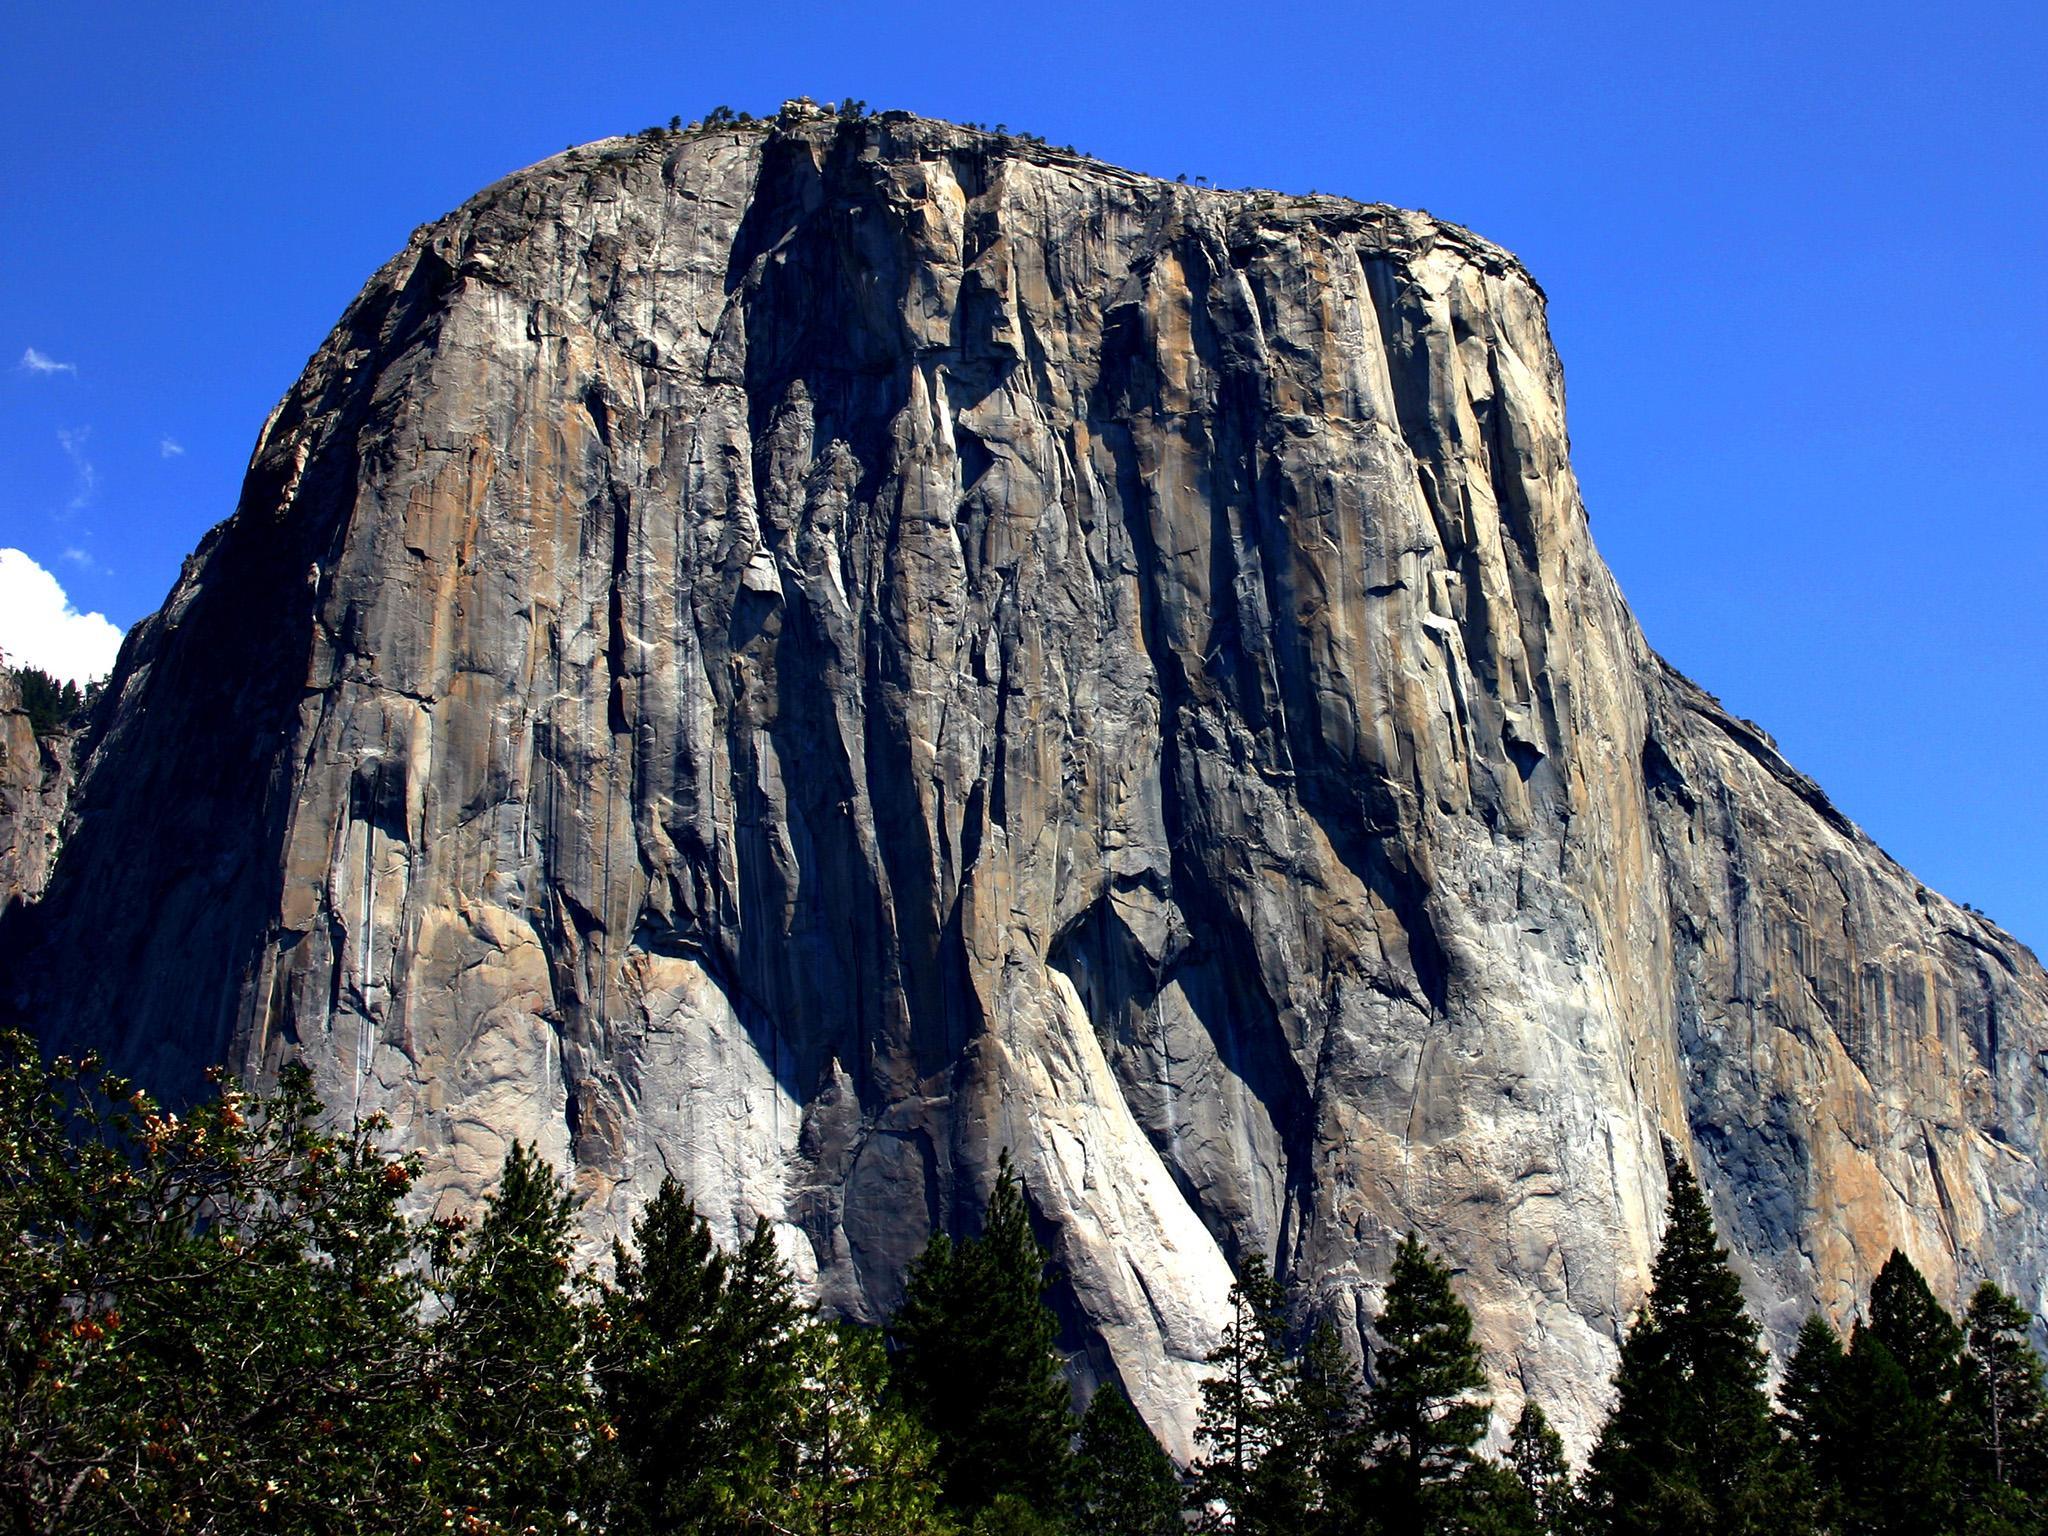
[9,111,2047,1456]
[0,673,73,921]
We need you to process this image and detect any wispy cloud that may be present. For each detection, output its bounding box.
[19,346,76,377]
[159,436,185,458]
[60,547,107,576]
[0,549,123,685]
[56,427,97,513]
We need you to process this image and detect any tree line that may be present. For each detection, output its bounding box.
[4,666,96,738]
[4,1030,2045,1534]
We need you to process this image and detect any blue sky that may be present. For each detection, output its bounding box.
[2,0,2042,949]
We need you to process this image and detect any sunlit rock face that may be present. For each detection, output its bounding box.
[0,673,72,922]
[11,112,2047,1457]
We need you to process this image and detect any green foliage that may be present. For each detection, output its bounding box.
[595,1180,803,1533]
[1840,1327,1956,1536]
[1505,1402,1572,1535]
[25,1020,2048,1536]
[1778,1313,1849,1528]
[890,1152,1076,1521]
[1579,1151,1794,1536]
[771,1321,949,1536]
[0,1032,434,1534]
[9,666,89,736]
[1869,1251,1969,1408]
[1357,1235,1495,1534]
[1189,1252,1315,1535]
[1074,1383,1182,1536]
[0,1032,950,1535]
[1785,1260,2048,1536]
[427,1142,599,1532]
[1961,1281,2048,1513]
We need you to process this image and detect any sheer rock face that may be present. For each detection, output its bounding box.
[0,675,72,921]
[12,114,2048,1455]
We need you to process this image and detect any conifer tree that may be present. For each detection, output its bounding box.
[1074,1383,1184,1536]
[1867,1251,1968,1409]
[1832,1326,1954,1536]
[1190,1252,1316,1536]
[890,1152,1076,1521]
[771,1321,950,1536]
[1357,1235,1495,1536]
[429,1141,598,1532]
[1297,1318,1368,1533]
[1578,1151,1792,1536]
[1777,1313,1848,1529]
[595,1178,804,1533]
[1959,1282,2048,1530]
[1506,1402,1573,1535]
[1823,1251,1966,1535]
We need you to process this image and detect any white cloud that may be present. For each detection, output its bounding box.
[56,427,96,512]
[0,549,124,685]
[159,436,185,458]
[19,346,76,376]
[60,547,105,575]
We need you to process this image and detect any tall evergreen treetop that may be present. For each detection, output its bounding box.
[431,1141,598,1531]
[1961,1281,2048,1520]
[1578,1149,1791,1536]
[890,1151,1076,1520]
[1836,1326,1955,1536]
[596,1178,804,1535]
[772,1321,949,1536]
[1506,1402,1572,1536]
[1075,1383,1183,1536]
[1189,1251,1317,1536]
[1776,1313,1848,1528]
[1356,1235,1494,1536]
[1867,1250,1967,1409]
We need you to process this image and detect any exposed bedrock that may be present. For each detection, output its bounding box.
[10,111,2045,1457]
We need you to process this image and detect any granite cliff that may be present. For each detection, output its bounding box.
[0,672,73,925]
[9,109,2046,1456]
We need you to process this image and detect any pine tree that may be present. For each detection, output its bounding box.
[1297,1318,1367,1534]
[427,1141,598,1533]
[1832,1326,1955,1536]
[1506,1402,1572,1535]
[1578,1150,1793,1536]
[595,1178,804,1533]
[1777,1313,1848,1529]
[1959,1282,2048,1531]
[771,1321,949,1536]
[1074,1384,1183,1536]
[1868,1251,1967,1409]
[1190,1252,1315,1536]
[1357,1235,1495,1536]
[890,1152,1076,1521]
[1821,1251,1966,1536]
